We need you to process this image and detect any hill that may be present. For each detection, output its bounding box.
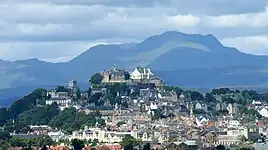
[1,31,268,104]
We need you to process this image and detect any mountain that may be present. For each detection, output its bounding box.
[1,31,268,104]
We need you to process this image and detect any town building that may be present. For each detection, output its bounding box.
[70,127,138,143]
[130,67,154,81]
[101,68,130,83]
[46,90,72,106]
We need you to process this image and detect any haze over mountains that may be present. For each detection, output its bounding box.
[1,31,268,105]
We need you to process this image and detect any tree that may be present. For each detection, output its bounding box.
[56,86,68,92]
[0,131,12,141]
[0,140,9,150]
[216,145,226,150]
[190,91,204,101]
[91,139,99,147]
[117,121,126,127]
[87,87,92,97]
[143,143,150,150]
[41,145,48,150]
[204,93,216,103]
[90,73,103,85]
[121,135,137,149]
[212,88,234,95]
[76,88,81,99]
[10,137,27,148]
[36,135,54,147]
[71,139,85,150]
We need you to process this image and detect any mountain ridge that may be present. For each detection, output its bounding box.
[1,31,268,91]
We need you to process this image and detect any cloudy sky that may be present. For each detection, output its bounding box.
[0,0,268,62]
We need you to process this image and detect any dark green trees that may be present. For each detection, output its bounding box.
[71,139,85,150]
[90,73,103,85]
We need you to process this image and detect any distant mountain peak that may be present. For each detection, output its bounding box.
[14,58,51,66]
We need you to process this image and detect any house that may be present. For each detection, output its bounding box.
[82,106,114,116]
[68,80,78,97]
[216,103,221,111]
[46,91,72,106]
[199,131,218,147]
[195,102,207,112]
[195,102,202,110]
[130,67,154,80]
[150,77,164,86]
[227,103,238,115]
[101,68,130,83]
[159,141,198,150]
[159,91,178,102]
[91,88,107,95]
[71,128,138,143]
[258,108,268,118]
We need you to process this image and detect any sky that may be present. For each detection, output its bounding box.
[0,0,268,62]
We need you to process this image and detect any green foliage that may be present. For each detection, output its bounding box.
[204,93,216,102]
[49,108,98,133]
[97,118,106,126]
[9,137,27,147]
[238,148,253,150]
[143,143,150,150]
[90,73,103,85]
[91,139,99,147]
[222,97,235,104]
[0,108,9,126]
[242,90,261,100]
[240,107,262,118]
[0,131,11,141]
[212,88,234,95]
[189,91,204,101]
[121,135,137,150]
[4,103,60,133]
[76,88,81,100]
[117,121,126,127]
[216,145,226,150]
[105,83,130,105]
[7,135,54,148]
[9,89,47,120]
[152,109,163,120]
[55,86,68,93]
[88,93,105,106]
[0,89,48,132]
[71,139,85,150]
[0,140,9,150]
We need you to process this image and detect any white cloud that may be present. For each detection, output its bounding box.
[169,15,200,27]
[0,0,268,61]
[204,8,268,28]
[221,36,268,55]
[0,41,103,62]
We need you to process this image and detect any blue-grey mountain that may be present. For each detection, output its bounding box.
[1,31,268,106]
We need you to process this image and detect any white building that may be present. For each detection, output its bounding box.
[130,67,154,80]
[46,91,72,106]
[46,98,72,106]
[70,127,138,143]
[195,102,202,110]
[258,108,268,118]
[227,103,238,115]
[216,128,248,146]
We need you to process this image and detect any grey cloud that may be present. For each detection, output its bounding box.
[5,0,267,15]
[0,0,268,61]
